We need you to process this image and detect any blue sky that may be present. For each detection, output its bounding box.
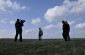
[0,0,85,39]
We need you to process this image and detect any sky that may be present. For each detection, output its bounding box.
[0,0,85,39]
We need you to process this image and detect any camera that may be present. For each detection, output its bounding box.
[20,20,25,23]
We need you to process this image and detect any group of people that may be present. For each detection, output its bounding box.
[62,21,70,41]
[14,19,70,42]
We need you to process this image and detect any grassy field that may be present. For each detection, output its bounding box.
[0,39,85,55]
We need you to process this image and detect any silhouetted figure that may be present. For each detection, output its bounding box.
[65,21,70,41]
[62,21,70,41]
[14,19,25,42]
[39,28,43,41]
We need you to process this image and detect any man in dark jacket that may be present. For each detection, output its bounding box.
[62,21,70,41]
[14,19,24,42]
[39,28,43,41]
[65,21,70,41]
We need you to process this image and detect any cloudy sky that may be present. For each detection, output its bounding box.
[0,0,85,39]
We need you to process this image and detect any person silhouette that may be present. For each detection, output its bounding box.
[65,21,70,41]
[38,28,43,41]
[14,19,25,42]
[62,21,70,41]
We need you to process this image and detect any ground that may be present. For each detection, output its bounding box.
[0,39,85,55]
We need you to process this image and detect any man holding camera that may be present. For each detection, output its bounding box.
[14,19,25,42]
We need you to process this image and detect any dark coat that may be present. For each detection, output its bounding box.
[39,29,43,36]
[15,21,23,32]
[63,23,70,33]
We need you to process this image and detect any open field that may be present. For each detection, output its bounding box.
[0,39,85,55]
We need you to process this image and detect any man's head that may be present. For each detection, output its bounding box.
[62,20,68,24]
[62,21,65,24]
[65,21,68,24]
[17,19,19,22]
[39,28,41,29]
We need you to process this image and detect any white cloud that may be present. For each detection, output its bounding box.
[0,19,16,25]
[25,29,30,33]
[23,28,39,39]
[44,24,57,30]
[0,18,7,23]
[70,0,85,13]
[0,29,15,38]
[1,29,7,32]
[68,21,75,25]
[9,20,15,25]
[44,0,85,22]
[75,23,85,29]
[24,28,38,34]
[31,18,41,25]
[44,6,68,22]
[56,23,62,28]
[0,0,26,12]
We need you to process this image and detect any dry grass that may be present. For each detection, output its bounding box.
[0,39,85,55]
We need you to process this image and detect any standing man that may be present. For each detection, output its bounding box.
[14,19,25,42]
[65,21,70,41]
[62,21,70,41]
[38,28,43,41]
